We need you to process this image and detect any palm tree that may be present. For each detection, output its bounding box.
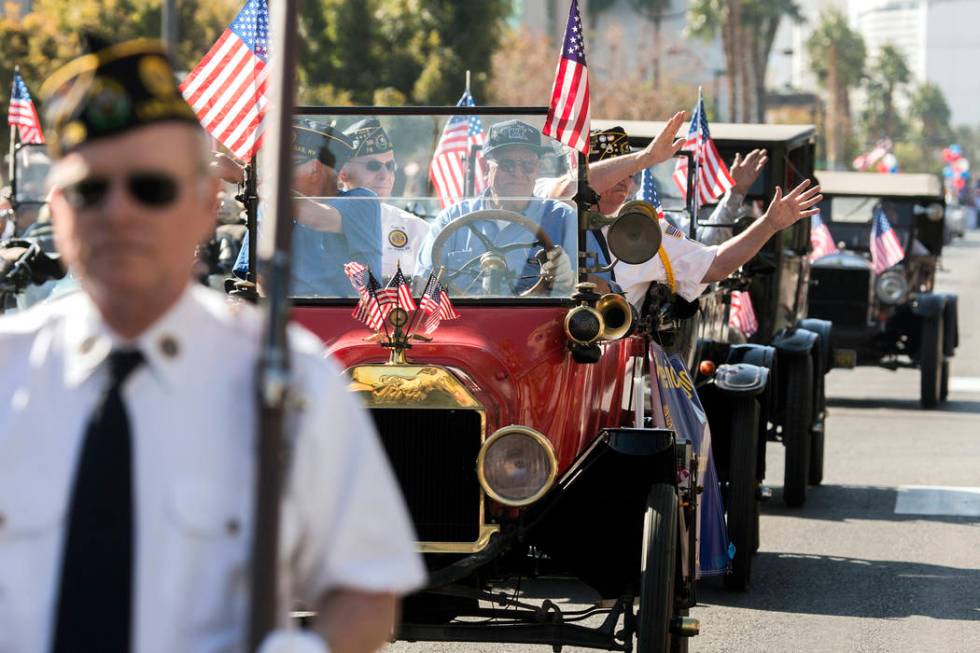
[807,8,866,168]
[861,43,912,143]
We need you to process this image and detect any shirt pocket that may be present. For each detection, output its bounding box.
[165,479,251,635]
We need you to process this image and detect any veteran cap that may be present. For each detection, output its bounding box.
[293,118,353,169]
[483,119,551,159]
[343,118,393,158]
[589,126,632,163]
[40,38,200,157]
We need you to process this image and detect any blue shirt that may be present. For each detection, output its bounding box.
[416,192,608,294]
[233,188,381,297]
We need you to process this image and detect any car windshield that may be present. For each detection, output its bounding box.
[263,111,582,301]
[14,145,51,204]
[821,196,912,252]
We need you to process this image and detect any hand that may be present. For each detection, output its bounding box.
[762,180,823,232]
[258,630,330,653]
[640,111,688,168]
[540,246,575,290]
[730,149,768,194]
[211,151,245,185]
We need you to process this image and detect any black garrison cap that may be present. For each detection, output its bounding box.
[343,118,393,158]
[40,38,200,157]
[589,126,632,163]
[292,118,354,169]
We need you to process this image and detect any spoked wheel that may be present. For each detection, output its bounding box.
[636,483,678,653]
[920,313,944,409]
[724,397,760,591]
[782,355,813,508]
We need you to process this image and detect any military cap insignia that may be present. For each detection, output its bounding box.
[589,126,631,163]
[388,228,408,249]
[139,55,178,98]
[343,117,394,157]
[86,77,131,131]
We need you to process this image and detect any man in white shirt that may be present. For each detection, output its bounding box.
[340,118,428,278]
[0,38,424,653]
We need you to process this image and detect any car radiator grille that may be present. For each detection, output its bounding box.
[809,266,871,327]
[370,408,482,543]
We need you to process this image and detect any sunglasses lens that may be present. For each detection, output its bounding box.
[129,173,179,207]
[364,160,396,172]
[65,178,110,209]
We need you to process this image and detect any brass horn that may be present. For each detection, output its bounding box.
[596,293,635,341]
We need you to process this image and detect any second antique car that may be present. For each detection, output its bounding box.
[271,106,722,652]
[809,170,959,408]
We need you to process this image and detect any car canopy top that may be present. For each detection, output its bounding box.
[592,119,816,149]
[815,170,943,200]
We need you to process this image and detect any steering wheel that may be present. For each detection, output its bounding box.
[430,209,557,296]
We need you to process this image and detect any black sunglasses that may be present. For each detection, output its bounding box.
[350,159,397,173]
[61,171,185,210]
[492,158,539,175]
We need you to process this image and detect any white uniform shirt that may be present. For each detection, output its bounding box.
[611,221,718,306]
[0,285,425,653]
[380,204,428,279]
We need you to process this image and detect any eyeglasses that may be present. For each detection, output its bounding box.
[59,171,188,210]
[349,159,397,173]
[491,158,539,175]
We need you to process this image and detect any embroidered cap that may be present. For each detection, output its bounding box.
[588,126,633,163]
[343,117,393,158]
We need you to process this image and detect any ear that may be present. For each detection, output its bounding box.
[479,156,490,177]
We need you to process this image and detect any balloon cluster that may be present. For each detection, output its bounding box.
[942,144,971,195]
[852,139,898,174]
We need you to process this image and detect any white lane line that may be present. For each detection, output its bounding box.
[949,377,980,393]
[894,485,980,517]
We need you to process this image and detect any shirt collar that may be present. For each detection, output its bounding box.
[62,285,201,389]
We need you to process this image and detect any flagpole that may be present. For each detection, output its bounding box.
[464,71,476,198]
[8,67,18,204]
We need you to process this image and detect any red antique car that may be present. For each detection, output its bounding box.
[281,107,717,652]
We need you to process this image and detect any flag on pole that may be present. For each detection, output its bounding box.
[344,261,369,297]
[870,206,905,273]
[429,89,486,208]
[728,290,758,338]
[808,213,838,262]
[637,167,666,218]
[422,284,460,335]
[352,271,394,331]
[7,70,44,144]
[180,0,269,161]
[542,0,591,154]
[386,266,417,312]
[673,89,733,208]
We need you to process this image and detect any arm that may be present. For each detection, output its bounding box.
[588,111,688,194]
[703,180,822,282]
[313,590,399,653]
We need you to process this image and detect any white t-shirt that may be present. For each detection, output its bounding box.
[0,285,425,653]
[381,204,429,279]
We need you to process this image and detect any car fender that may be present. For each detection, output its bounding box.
[798,318,833,374]
[911,293,947,319]
[771,327,819,357]
[714,363,769,397]
[941,293,959,354]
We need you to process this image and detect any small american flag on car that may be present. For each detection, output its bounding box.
[870,206,905,273]
[673,89,733,209]
[7,70,44,144]
[351,271,394,331]
[542,0,590,154]
[809,212,839,262]
[429,89,486,208]
[180,0,269,161]
[728,290,759,338]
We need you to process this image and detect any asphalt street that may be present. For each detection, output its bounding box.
[388,231,980,653]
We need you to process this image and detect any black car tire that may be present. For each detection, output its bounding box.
[637,483,678,653]
[782,355,813,507]
[724,397,759,592]
[940,359,950,402]
[920,313,944,409]
[809,371,826,486]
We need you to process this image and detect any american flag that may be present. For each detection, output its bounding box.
[729,290,758,338]
[637,167,665,218]
[386,266,417,312]
[180,0,269,161]
[344,261,369,296]
[673,90,733,209]
[809,213,838,262]
[417,275,460,335]
[542,0,591,154]
[429,90,486,208]
[7,71,44,144]
[870,206,905,273]
[352,271,394,331]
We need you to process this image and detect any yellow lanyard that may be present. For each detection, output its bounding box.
[658,245,676,293]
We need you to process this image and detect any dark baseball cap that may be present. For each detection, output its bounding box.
[292,118,353,169]
[483,119,551,159]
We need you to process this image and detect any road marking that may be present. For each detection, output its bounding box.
[894,485,980,517]
[949,377,980,393]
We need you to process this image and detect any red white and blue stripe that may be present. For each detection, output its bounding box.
[870,206,905,273]
[181,0,269,161]
[429,89,486,208]
[543,0,590,154]
[7,71,44,144]
[637,167,665,218]
[673,90,733,209]
[809,212,839,262]
[728,290,758,338]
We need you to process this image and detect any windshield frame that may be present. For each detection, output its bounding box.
[284,105,589,306]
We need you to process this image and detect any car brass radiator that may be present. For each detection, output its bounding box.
[809,267,871,328]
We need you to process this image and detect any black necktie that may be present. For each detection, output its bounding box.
[52,349,145,653]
